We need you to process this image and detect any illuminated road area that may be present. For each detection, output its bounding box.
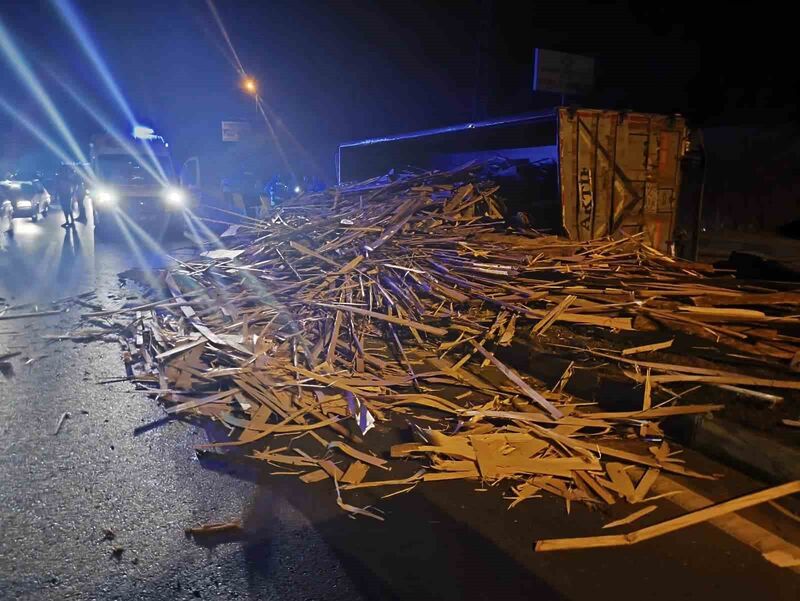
[1,210,800,600]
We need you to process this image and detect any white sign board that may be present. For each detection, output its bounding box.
[533,49,594,96]
[221,121,250,142]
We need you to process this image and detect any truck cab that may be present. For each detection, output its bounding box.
[90,131,190,237]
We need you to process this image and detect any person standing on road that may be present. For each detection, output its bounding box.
[55,169,74,228]
[74,176,87,223]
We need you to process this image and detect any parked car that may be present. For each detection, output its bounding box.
[0,178,51,221]
[0,197,12,236]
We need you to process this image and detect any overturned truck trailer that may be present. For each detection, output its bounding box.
[337,108,694,255]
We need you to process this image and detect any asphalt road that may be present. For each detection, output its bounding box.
[1,209,799,601]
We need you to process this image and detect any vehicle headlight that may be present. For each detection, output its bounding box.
[164,187,186,206]
[293,185,301,194]
[96,189,118,205]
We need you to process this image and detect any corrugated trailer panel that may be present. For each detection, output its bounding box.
[559,108,687,251]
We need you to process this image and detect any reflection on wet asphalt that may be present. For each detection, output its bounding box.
[0,209,175,304]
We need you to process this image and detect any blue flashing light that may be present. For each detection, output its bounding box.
[132,125,156,140]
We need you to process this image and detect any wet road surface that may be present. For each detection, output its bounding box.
[1,209,799,600]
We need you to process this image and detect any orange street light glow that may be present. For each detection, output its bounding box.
[242,77,257,94]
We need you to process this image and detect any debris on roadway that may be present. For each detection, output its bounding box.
[82,163,800,560]
[185,521,243,537]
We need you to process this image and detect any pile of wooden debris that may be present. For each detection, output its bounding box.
[88,164,800,551]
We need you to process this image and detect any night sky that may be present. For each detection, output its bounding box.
[0,0,796,179]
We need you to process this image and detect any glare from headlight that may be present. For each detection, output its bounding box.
[164,188,185,206]
[96,189,118,205]
[294,186,301,194]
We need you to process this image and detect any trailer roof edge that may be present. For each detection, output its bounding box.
[338,109,558,150]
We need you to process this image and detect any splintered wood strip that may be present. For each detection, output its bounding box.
[300,469,330,483]
[461,404,604,428]
[691,291,800,307]
[595,349,800,386]
[423,469,480,481]
[319,460,345,480]
[251,452,318,467]
[384,394,463,414]
[621,339,674,356]
[574,471,616,505]
[289,240,342,268]
[335,493,384,521]
[535,480,800,552]
[579,405,723,420]
[531,295,577,336]
[625,371,800,390]
[218,412,342,434]
[522,308,634,331]
[606,463,636,502]
[717,385,783,404]
[678,306,767,320]
[632,468,660,503]
[328,441,390,470]
[644,308,749,340]
[165,389,239,415]
[0,309,63,320]
[155,338,206,361]
[326,311,343,365]
[497,313,518,346]
[341,470,425,491]
[496,457,602,478]
[335,255,365,275]
[603,505,658,529]
[642,369,652,412]
[561,438,711,479]
[312,302,447,336]
[469,341,563,420]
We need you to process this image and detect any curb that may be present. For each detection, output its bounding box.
[669,415,800,484]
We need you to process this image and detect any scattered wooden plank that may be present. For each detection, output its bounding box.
[535,480,800,551]
[0,309,62,321]
[79,164,800,564]
[340,461,370,485]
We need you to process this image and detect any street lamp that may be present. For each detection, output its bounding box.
[242,76,258,96]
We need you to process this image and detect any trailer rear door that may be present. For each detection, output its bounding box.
[559,108,687,251]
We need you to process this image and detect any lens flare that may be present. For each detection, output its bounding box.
[164,187,186,206]
[50,0,137,126]
[0,17,90,167]
[0,97,95,184]
[49,1,169,183]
